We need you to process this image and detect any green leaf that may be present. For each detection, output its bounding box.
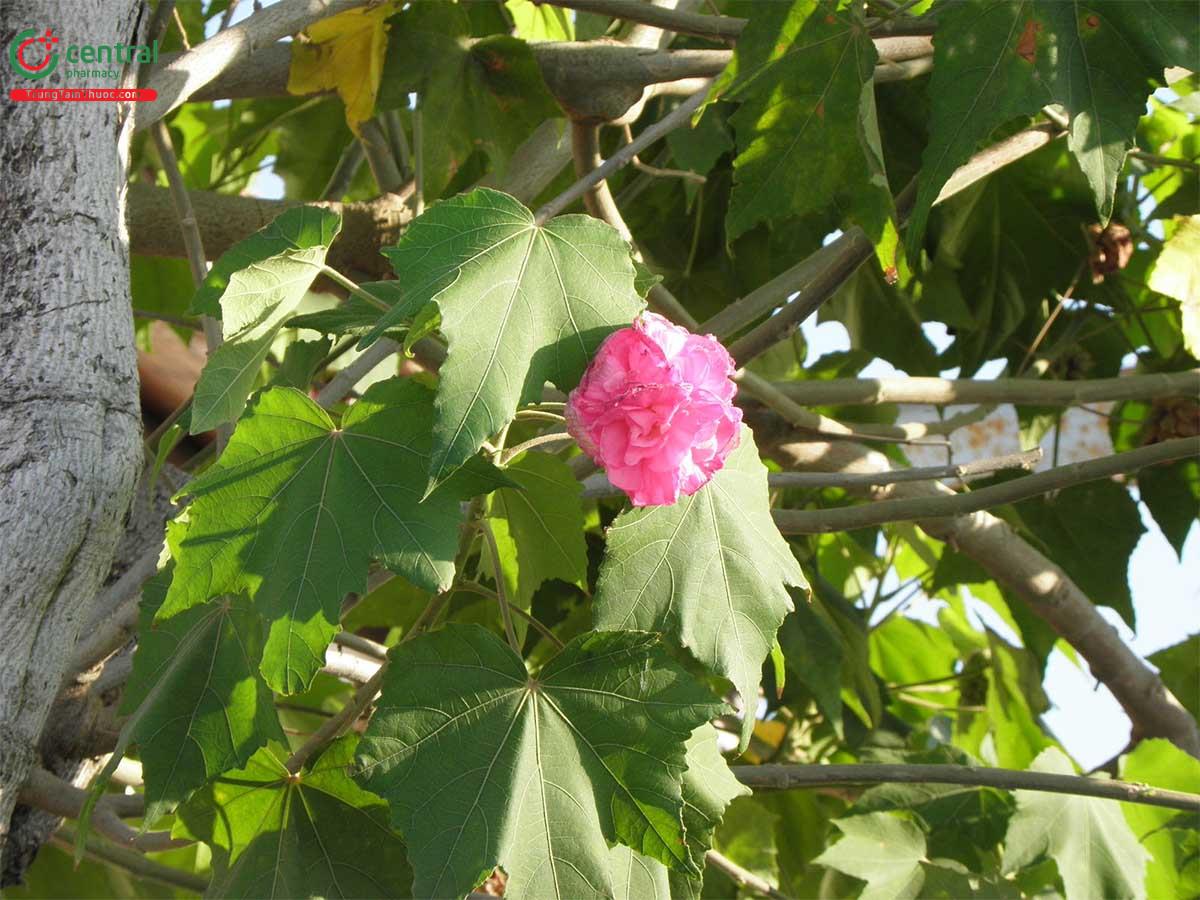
[129,255,195,348]
[615,724,751,900]
[1016,479,1144,629]
[117,569,283,827]
[921,164,1082,375]
[272,337,331,390]
[176,737,412,898]
[1002,747,1148,900]
[816,812,927,900]
[1148,214,1200,357]
[1120,739,1200,900]
[1148,635,1199,719]
[486,451,588,635]
[714,0,898,266]
[356,625,724,899]
[361,188,643,490]
[1138,458,1199,558]
[379,3,560,199]
[907,0,1199,260]
[711,795,781,891]
[189,206,342,433]
[595,428,808,750]
[778,592,846,735]
[162,378,509,694]
[285,282,406,337]
[506,0,574,41]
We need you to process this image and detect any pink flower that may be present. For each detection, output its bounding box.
[566,312,742,507]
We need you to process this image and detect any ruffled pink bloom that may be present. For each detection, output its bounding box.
[566,312,742,506]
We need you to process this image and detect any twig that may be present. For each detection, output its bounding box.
[412,107,425,217]
[322,645,382,684]
[150,119,228,451]
[18,769,188,853]
[622,124,706,184]
[321,140,366,201]
[535,84,711,224]
[774,437,1198,534]
[131,307,202,331]
[286,664,387,774]
[136,0,375,129]
[457,582,567,650]
[705,849,792,900]
[501,431,574,464]
[536,0,745,41]
[768,369,1200,407]
[732,763,1200,812]
[1130,149,1200,172]
[218,0,243,31]
[580,449,1042,498]
[52,826,209,894]
[333,630,389,661]
[481,523,522,653]
[358,118,406,194]
[383,109,412,179]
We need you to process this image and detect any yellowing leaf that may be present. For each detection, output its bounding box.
[287,3,395,133]
[1148,215,1200,358]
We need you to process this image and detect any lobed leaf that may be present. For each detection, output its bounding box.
[188,206,342,433]
[162,378,510,694]
[356,625,724,899]
[361,188,644,492]
[594,428,808,750]
[176,737,412,898]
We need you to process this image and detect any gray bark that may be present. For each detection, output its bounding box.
[0,0,144,853]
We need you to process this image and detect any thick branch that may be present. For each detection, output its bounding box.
[732,764,1200,812]
[768,438,1200,758]
[771,369,1200,407]
[135,0,373,129]
[127,183,411,279]
[774,437,1199,534]
[180,37,925,124]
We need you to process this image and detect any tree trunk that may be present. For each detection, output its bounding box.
[0,0,144,850]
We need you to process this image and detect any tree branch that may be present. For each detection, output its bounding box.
[17,769,186,853]
[127,183,412,279]
[537,0,746,41]
[767,437,1200,758]
[705,849,792,900]
[135,0,374,130]
[771,369,1200,408]
[732,763,1200,812]
[53,826,208,894]
[535,83,711,224]
[581,449,1042,497]
[773,437,1199,534]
